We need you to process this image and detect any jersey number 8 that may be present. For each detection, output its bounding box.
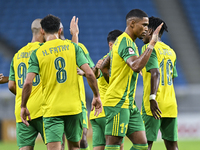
[54,57,67,83]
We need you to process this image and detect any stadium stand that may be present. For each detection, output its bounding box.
[181,0,200,48]
[0,0,187,89]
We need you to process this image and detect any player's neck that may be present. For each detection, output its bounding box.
[45,33,59,42]
[31,35,43,43]
[125,27,136,42]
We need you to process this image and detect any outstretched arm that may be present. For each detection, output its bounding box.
[149,68,162,119]
[21,72,36,126]
[100,55,110,83]
[126,23,163,72]
[0,74,9,84]
[80,63,102,116]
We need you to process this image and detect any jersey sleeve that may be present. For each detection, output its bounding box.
[74,43,89,68]
[9,57,15,81]
[27,50,40,74]
[173,59,178,78]
[118,38,138,62]
[78,44,95,68]
[145,49,159,71]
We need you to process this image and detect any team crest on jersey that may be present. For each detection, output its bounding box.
[129,48,135,54]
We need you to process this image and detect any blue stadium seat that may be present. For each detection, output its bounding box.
[0,0,187,90]
[181,0,200,49]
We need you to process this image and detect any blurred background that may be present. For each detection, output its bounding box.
[0,0,199,147]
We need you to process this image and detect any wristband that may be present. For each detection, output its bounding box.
[148,44,154,50]
[149,94,156,100]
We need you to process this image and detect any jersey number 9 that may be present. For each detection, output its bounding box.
[17,62,40,88]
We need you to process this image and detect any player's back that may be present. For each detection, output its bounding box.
[142,41,178,117]
[155,42,177,117]
[12,42,43,122]
[34,39,82,117]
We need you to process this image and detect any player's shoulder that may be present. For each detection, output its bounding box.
[78,42,88,54]
[141,43,149,54]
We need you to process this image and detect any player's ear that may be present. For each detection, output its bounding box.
[108,42,113,51]
[58,28,62,35]
[130,19,135,28]
[148,28,153,35]
[41,28,45,35]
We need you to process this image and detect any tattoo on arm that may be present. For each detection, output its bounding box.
[100,55,110,83]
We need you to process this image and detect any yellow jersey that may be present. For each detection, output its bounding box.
[9,42,43,122]
[90,54,108,120]
[141,42,178,117]
[27,39,89,117]
[104,32,139,109]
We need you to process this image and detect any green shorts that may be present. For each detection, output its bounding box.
[90,117,106,147]
[142,114,178,141]
[104,106,145,137]
[82,105,88,129]
[16,117,44,149]
[43,113,83,144]
[90,117,124,147]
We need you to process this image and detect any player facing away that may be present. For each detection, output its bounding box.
[100,9,163,150]
[8,19,45,150]
[141,16,178,150]
[60,20,98,150]
[89,30,124,150]
[20,14,102,150]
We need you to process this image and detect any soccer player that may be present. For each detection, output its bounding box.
[8,18,45,150]
[60,20,97,150]
[89,30,124,150]
[0,73,8,84]
[100,9,163,150]
[20,14,102,150]
[141,16,178,150]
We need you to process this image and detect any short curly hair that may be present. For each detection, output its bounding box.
[41,14,60,34]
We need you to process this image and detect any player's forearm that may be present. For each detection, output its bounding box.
[85,72,100,97]
[132,49,156,73]
[8,81,16,95]
[150,70,160,95]
[71,33,78,44]
[21,82,33,108]
[101,69,109,83]
[0,76,9,84]
[100,55,110,83]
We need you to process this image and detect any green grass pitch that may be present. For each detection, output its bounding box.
[0,138,199,150]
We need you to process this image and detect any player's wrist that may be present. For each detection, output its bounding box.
[149,94,156,101]
[148,40,156,49]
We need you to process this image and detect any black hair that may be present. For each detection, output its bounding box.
[41,14,60,34]
[148,16,168,36]
[126,9,148,20]
[107,30,123,43]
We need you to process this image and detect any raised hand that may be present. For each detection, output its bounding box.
[70,16,79,36]
[150,99,162,119]
[151,22,164,43]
